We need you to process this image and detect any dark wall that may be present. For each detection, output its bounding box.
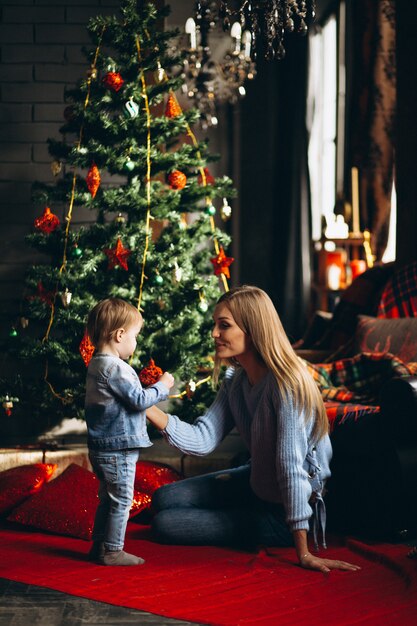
[0,0,121,334]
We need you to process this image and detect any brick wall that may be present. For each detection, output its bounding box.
[0,0,231,336]
[0,0,120,333]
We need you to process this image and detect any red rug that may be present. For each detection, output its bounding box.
[1,522,416,625]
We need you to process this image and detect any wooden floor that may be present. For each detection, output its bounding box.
[0,578,202,626]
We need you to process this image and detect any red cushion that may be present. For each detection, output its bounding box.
[8,463,98,540]
[134,460,182,496]
[0,463,57,515]
[7,462,178,539]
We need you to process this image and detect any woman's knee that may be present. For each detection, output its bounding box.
[152,479,194,512]
[151,509,176,543]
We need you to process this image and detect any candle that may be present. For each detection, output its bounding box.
[231,22,242,54]
[242,30,252,58]
[185,17,197,50]
[350,259,367,281]
[351,166,360,234]
[327,264,342,290]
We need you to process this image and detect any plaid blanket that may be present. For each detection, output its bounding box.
[377,260,417,318]
[305,352,417,405]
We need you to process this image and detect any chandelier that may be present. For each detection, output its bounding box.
[218,1,317,60]
[177,1,316,128]
[179,2,256,129]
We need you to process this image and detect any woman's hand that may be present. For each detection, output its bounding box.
[299,552,361,574]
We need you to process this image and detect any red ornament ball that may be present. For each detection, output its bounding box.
[34,206,60,233]
[102,71,124,92]
[139,358,163,387]
[168,170,187,190]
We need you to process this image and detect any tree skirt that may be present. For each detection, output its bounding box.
[0,522,416,625]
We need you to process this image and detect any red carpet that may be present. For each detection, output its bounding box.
[1,522,416,625]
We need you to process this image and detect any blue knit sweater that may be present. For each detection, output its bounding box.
[163,367,332,532]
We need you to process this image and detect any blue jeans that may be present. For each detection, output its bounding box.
[151,464,293,548]
[89,448,140,551]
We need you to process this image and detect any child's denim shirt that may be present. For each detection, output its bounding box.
[85,353,169,451]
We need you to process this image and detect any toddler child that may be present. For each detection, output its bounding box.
[85,298,174,566]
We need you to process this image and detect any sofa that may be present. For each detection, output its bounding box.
[297,260,417,542]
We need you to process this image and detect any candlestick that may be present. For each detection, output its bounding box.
[351,166,360,234]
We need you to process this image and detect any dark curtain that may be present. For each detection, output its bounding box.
[346,0,396,260]
[238,35,311,342]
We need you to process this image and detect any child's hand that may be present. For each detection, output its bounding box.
[159,371,174,390]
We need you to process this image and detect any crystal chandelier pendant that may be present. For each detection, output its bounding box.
[173,1,315,128]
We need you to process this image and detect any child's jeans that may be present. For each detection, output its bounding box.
[151,464,294,548]
[89,448,140,551]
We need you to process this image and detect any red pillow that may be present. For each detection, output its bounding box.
[0,463,57,515]
[134,460,182,496]
[7,463,158,539]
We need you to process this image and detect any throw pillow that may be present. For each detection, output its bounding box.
[7,463,98,540]
[353,315,417,363]
[134,460,182,496]
[0,463,57,516]
[7,462,172,539]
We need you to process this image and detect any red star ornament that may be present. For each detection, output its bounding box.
[34,206,60,233]
[79,329,95,366]
[104,237,132,271]
[198,167,215,186]
[30,282,55,307]
[210,246,234,279]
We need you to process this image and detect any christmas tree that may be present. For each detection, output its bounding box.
[1,0,235,437]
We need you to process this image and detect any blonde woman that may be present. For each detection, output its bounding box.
[146,286,360,574]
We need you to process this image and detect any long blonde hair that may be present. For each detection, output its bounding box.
[213,285,328,441]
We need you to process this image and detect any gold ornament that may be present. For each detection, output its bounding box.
[51,160,62,176]
[220,197,232,221]
[61,288,72,307]
[87,67,97,80]
[114,212,126,225]
[154,61,166,83]
[20,317,29,329]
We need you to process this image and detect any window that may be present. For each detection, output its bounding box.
[307,14,337,242]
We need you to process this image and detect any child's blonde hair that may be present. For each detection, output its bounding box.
[87,298,142,348]
[213,285,328,442]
